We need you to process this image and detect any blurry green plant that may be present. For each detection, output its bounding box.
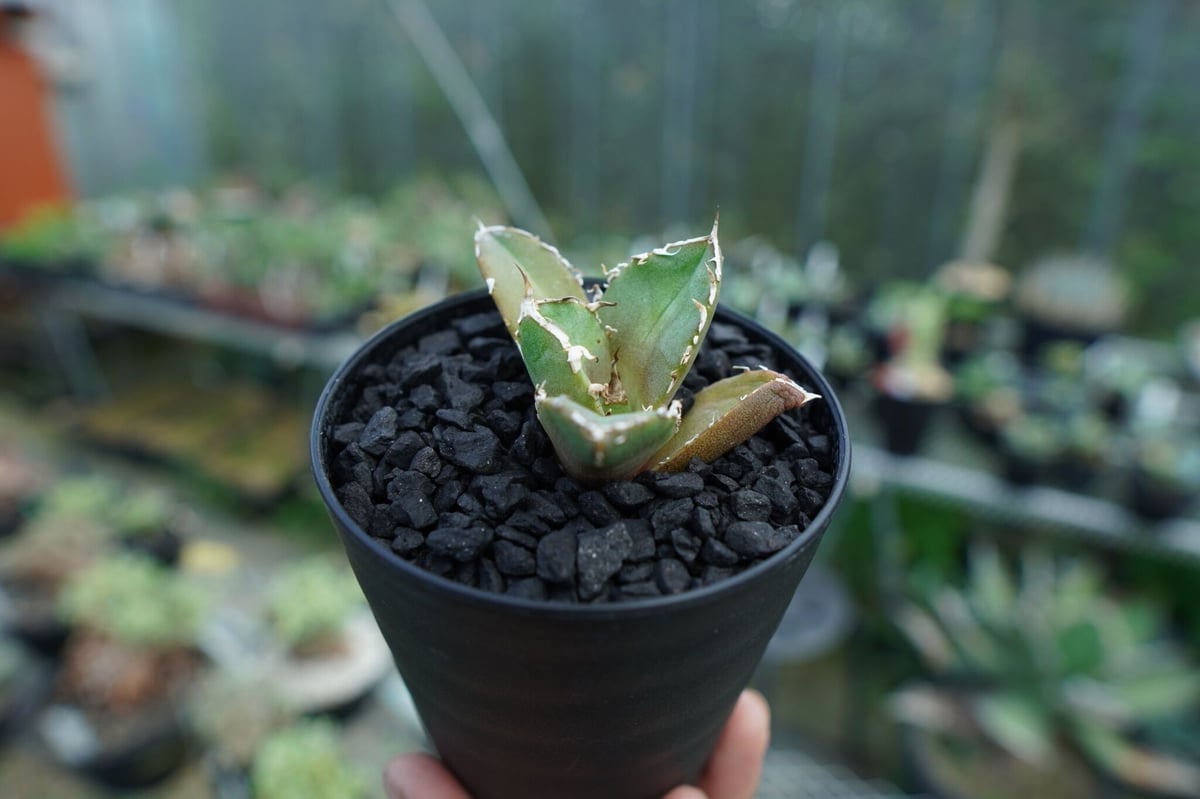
[250,719,367,799]
[35,476,175,540]
[475,216,821,481]
[955,352,1021,406]
[36,475,123,519]
[1062,413,1109,465]
[188,673,293,768]
[109,487,175,539]
[999,414,1064,463]
[0,206,106,265]
[265,556,363,655]
[58,553,206,649]
[1134,432,1200,491]
[893,547,1200,798]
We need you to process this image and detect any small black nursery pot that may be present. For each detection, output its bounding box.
[312,289,850,799]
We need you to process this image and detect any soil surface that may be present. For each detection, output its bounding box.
[328,308,836,603]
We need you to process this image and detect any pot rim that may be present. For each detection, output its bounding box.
[311,286,851,620]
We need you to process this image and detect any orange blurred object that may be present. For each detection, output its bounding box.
[0,11,71,230]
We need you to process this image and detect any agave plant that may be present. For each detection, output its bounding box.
[893,546,1200,798]
[475,216,821,482]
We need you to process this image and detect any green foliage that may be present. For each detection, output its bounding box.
[109,487,175,538]
[0,206,106,264]
[35,476,175,539]
[188,673,293,767]
[999,414,1065,462]
[475,217,821,481]
[58,553,207,649]
[1134,432,1200,489]
[36,475,123,519]
[251,719,367,799]
[893,547,1200,796]
[265,557,364,652]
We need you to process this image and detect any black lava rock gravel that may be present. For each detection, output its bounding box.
[327,310,837,604]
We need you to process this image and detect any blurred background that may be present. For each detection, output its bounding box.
[1,0,1198,797]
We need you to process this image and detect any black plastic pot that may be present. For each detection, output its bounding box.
[40,703,191,790]
[1128,471,1196,522]
[871,393,940,456]
[0,648,55,748]
[120,527,183,567]
[311,289,851,799]
[0,580,70,658]
[1019,317,1103,365]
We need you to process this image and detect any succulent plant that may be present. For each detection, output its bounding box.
[893,547,1200,797]
[188,673,293,767]
[58,553,207,649]
[251,719,368,799]
[265,556,364,655]
[474,216,821,482]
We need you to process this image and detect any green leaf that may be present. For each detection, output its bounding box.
[515,298,613,412]
[966,545,1014,627]
[1056,620,1105,676]
[1103,664,1200,721]
[970,692,1055,765]
[598,217,721,409]
[535,393,679,482]
[895,604,958,672]
[650,369,819,472]
[475,225,586,335]
[1072,716,1200,797]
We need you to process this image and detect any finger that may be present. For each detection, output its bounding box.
[383,752,474,799]
[696,689,771,799]
[662,786,708,799]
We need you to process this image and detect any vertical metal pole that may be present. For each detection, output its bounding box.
[926,0,997,270]
[383,0,555,241]
[660,0,699,229]
[794,4,850,256]
[1082,0,1173,258]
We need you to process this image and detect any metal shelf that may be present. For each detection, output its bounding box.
[852,443,1200,565]
[39,278,361,372]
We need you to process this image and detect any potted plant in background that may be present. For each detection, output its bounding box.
[42,552,208,789]
[996,412,1064,487]
[953,351,1022,449]
[187,673,294,799]
[0,635,56,749]
[1055,412,1110,493]
[250,718,368,799]
[1127,430,1200,521]
[868,286,955,455]
[892,546,1200,799]
[933,260,1011,366]
[1014,254,1129,364]
[311,216,850,799]
[0,494,116,656]
[264,555,391,718]
[0,446,44,539]
[109,485,184,566]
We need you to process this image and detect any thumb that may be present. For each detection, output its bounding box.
[662,787,708,799]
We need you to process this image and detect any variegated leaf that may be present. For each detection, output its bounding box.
[515,297,613,412]
[474,225,586,335]
[970,692,1054,765]
[536,393,680,482]
[598,217,721,409]
[650,369,819,472]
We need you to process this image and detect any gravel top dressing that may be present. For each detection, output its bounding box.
[327,309,835,604]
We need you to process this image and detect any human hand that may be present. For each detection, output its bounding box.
[384,689,771,799]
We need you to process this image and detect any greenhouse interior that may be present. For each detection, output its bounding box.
[2,1,1199,798]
